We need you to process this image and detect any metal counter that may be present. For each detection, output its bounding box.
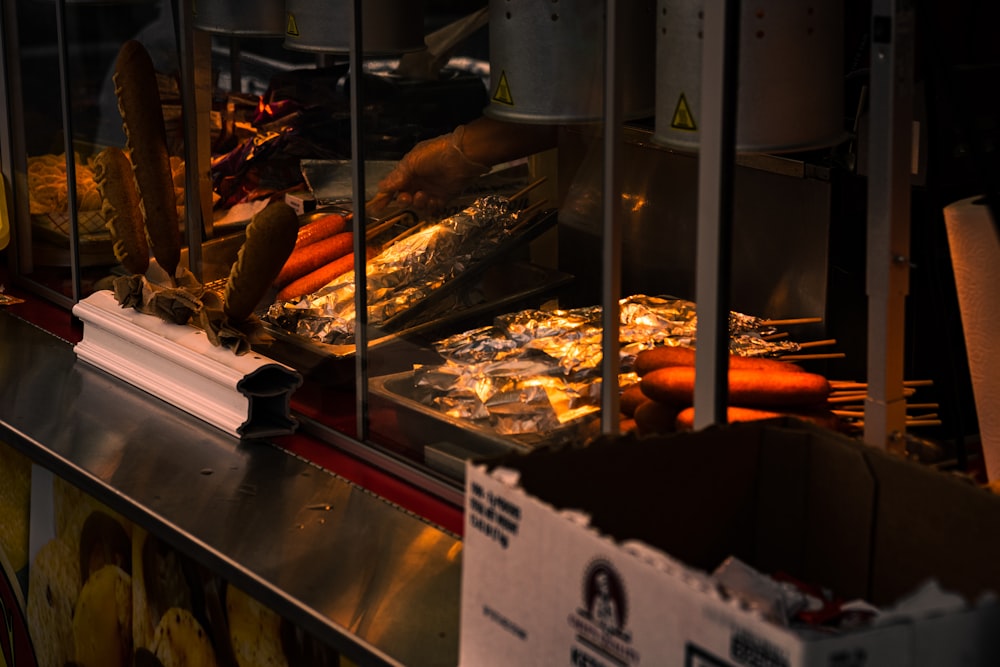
[0,308,461,667]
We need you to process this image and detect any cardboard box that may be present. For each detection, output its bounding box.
[460,420,1000,666]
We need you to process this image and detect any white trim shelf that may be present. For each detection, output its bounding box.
[73,289,303,439]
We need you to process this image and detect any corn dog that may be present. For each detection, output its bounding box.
[640,366,831,408]
[114,40,181,278]
[223,202,298,323]
[93,147,149,275]
[633,345,805,376]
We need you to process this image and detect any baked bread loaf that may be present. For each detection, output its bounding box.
[0,443,31,573]
[114,39,181,279]
[94,146,150,275]
[226,583,288,667]
[150,607,217,667]
[26,537,79,667]
[72,563,133,667]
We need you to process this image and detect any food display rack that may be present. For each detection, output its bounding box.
[0,0,983,665]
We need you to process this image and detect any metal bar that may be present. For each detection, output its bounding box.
[865,0,914,451]
[0,1,14,258]
[177,0,211,279]
[0,0,31,278]
[54,0,82,302]
[349,0,371,442]
[693,0,741,429]
[600,0,624,435]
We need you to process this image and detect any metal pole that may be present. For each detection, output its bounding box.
[865,0,913,451]
[693,0,740,429]
[600,0,624,435]
[177,0,214,280]
[349,0,370,441]
[54,0,82,302]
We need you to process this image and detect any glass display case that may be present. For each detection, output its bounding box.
[0,0,863,506]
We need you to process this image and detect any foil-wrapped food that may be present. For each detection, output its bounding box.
[265,195,535,344]
[410,294,802,440]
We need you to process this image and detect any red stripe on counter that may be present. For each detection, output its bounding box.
[2,286,82,343]
[0,266,464,536]
[273,432,465,537]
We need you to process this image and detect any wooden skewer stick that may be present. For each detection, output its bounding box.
[510,199,546,234]
[796,338,837,349]
[906,403,940,410]
[829,381,867,390]
[905,419,943,427]
[828,389,868,398]
[779,352,847,361]
[848,418,943,428]
[507,177,548,203]
[828,380,935,390]
[762,332,790,341]
[364,212,411,242]
[382,218,436,248]
[827,394,867,404]
[828,387,918,403]
[834,410,939,421]
[517,199,547,219]
[760,317,823,327]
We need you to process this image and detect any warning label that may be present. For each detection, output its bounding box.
[671,93,697,131]
[493,71,514,106]
[286,12,300,37]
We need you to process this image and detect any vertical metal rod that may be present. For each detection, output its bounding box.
[177,0,206,278]
[349,0,370,441]
[54,0,82,302]
[600,0,624,434]
[865,0,913,451]
[693,0,740,429]
[1,0,31,277]
[0,1,18,258]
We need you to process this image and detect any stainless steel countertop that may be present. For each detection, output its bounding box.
[0,309,461,667]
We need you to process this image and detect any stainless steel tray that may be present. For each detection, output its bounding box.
[368,370,599,478]
[265,260,573,373]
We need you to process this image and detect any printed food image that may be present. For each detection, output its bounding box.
[26,536,79,667]
[26,476,340,666]
[150,606,217,667]
[0,441,31,573]
[226,583,288,667]
[73,563,133,667]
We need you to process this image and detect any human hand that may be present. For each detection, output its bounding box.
[371,125,490,213]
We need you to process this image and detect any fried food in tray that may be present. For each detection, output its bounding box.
[373,294,810,449]
[264,194,558,349]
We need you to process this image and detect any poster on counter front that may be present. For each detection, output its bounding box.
[11,440,340,667]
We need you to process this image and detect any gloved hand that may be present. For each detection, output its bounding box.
[372,125,490,213]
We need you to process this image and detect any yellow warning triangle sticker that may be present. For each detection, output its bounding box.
[671,93,697,131]
[492,71,514,106]
[286,12,300,37]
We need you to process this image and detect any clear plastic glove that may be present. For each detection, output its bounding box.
[372,125,490,213]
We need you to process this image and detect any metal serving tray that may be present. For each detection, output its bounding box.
[259,259,575,385]
[368,370,599,481]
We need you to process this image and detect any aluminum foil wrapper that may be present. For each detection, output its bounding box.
[416,295,802,438]
[265,195,525,344]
